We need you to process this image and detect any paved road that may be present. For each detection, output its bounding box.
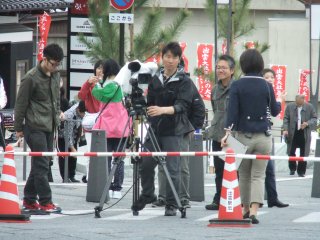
[0,150,319,240]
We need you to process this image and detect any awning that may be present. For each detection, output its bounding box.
[0,0,73,13]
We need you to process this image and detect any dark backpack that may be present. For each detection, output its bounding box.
[189,81,206,130]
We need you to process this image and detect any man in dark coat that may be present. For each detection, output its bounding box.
[283,94,317,177]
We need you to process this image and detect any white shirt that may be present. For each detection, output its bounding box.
[297,106,302,130]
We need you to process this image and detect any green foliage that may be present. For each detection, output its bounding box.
[205,0,254,40]
[77,0,191,64]
[134,8,191,61]
[78,0,120,63]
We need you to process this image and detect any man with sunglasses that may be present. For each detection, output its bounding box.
[205,55,236,210]
[14,43,64,213]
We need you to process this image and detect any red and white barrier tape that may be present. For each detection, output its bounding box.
[1,151,320,162]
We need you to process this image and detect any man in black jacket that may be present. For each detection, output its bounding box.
[152,65,205,209]
[131,42,194,216]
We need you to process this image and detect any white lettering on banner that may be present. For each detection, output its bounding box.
[197,43,214,101]
[271,65,287,119]
[226,189,234,212]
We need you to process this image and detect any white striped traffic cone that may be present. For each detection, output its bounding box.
[0,145,30,222]
[208,148,251,227]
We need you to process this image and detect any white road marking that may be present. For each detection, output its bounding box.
[293,212,320,223]
[100,209,164,221]
[196,211,268,222]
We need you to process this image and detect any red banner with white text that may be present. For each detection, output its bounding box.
[298,69,312,102]
[37,12,51,61]
[197,43,214,100]
[271,65,287,119]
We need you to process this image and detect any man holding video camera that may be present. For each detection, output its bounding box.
[131,42,194,216]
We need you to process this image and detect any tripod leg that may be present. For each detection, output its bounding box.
[94,160,120,218]
[132,156,140,216]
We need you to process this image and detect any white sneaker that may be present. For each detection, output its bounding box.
[112,191,122,199]
[108,190,113,199]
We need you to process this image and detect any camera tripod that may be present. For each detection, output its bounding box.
[94,107,186,218]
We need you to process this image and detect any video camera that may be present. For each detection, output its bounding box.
[114,60,158,114]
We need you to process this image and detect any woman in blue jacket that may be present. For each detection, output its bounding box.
[222,49,281,224]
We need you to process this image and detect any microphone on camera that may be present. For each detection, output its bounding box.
[128,61,141,72]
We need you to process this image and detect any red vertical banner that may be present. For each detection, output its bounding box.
[145,53,161,64]
[245,41,255,49]
[179,42,189,72]
[221,39,227,55]
[298,69,312,102]
[271,65,287,119]
[37,12,52,61]
[197,43,214,101]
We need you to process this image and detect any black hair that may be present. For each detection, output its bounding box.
[43,43,64,62]
[78,100,86,113]
[218,55,236,70]
[102,59,120,80]
[162,42,182,58]
[94,60,104,76]
[239,49,264,75]
[262,68,275,77]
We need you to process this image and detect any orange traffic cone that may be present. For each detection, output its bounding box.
[0,145,30,222]
[208,148,251,227]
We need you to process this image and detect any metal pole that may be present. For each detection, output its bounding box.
[36,16,39,66]
[119,11,125,66]
[64,121,69,183]
[23,138,27,181]
[227,0,232,55]
[311,139,320,197]
[214,0,218,83]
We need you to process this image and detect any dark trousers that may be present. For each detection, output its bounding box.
[58,137,77,180]
[140,135,182,207]
[265,160,278,203]
[107,138,126,191]
[289,129,307,174]
[212,140,224,204]
[23,125,53,205]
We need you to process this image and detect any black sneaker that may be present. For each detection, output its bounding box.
[131,195,157,212]
[164,205,177,216]
[205,201,219,210]
[152,198,166,207]
[181,199,191,208]
[82,176,88,183]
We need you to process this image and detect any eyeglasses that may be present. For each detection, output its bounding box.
[48,59,62,68]
[216,66,230,71]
